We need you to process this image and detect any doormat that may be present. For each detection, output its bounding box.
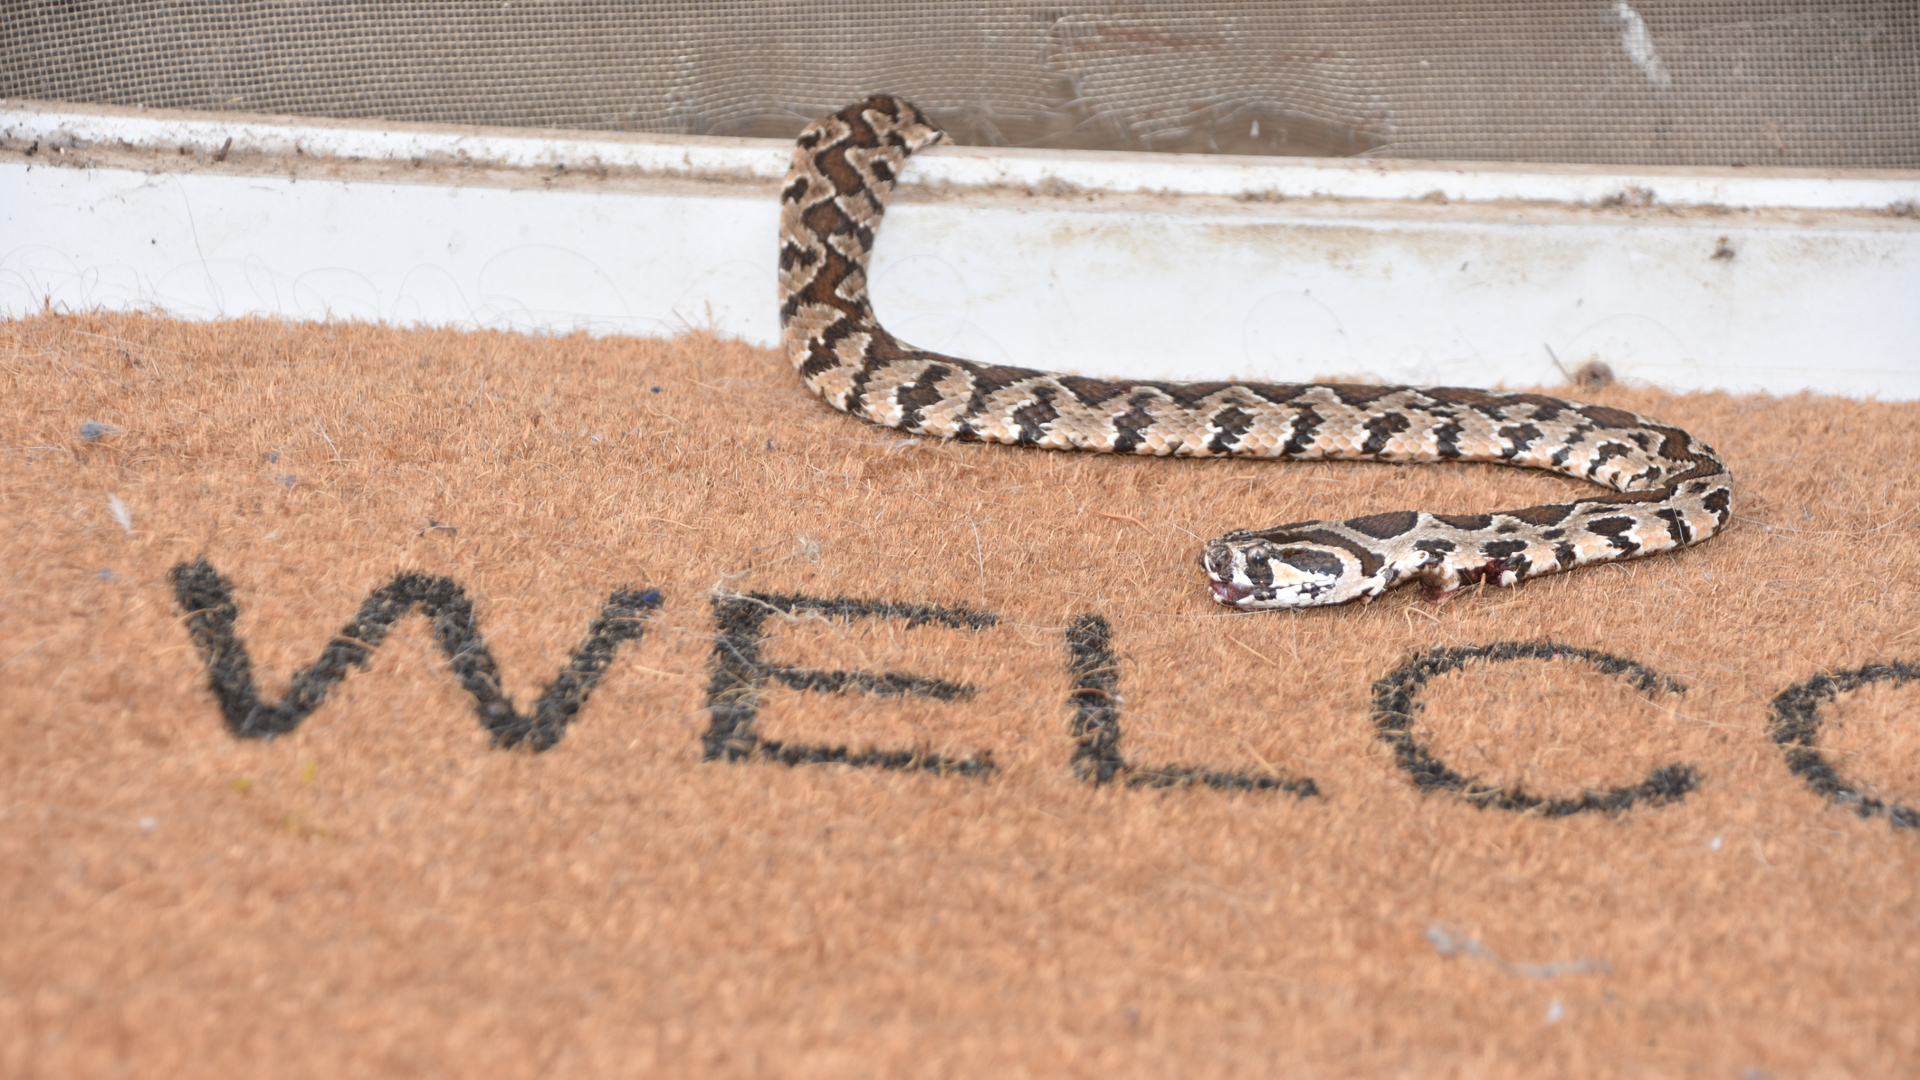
[3,312,1916,1076]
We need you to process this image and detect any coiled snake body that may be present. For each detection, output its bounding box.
[778,97,1733,609]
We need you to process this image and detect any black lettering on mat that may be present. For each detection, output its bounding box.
[168,559,659,750]
[1769,661,1920,830]
[1371,641,1698,814]
[1066,615,1319,796]
[703,592,997,775]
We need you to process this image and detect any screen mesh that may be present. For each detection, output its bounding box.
[4,1,1915,167]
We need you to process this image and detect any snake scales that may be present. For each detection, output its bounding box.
[778,96,1734,609]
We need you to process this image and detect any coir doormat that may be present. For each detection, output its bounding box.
[3,313,1917,1077]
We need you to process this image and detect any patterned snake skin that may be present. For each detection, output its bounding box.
[778,96,1734,609]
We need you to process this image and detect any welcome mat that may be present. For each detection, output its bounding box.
[3,313,1916,1076]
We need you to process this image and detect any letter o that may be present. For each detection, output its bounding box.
[1769,662,1920,830]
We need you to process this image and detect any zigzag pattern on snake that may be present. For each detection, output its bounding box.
[778,96,1734,609]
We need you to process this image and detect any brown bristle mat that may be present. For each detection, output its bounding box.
[4,313,1917,1077]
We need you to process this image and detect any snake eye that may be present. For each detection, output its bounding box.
[1248,548,1269,565]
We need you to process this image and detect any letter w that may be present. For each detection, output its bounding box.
[168,559,659,750]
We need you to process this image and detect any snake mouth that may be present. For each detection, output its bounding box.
[1209,580,1255,606]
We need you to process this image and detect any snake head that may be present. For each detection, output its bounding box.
[1200,528,1377,609]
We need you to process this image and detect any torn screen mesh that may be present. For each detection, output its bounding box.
[3,1,1914,167]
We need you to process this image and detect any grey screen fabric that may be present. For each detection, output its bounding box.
[4,1,1915,167]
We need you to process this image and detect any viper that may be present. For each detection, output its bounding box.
[777,96,1733,609]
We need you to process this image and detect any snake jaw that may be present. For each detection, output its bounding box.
[1209,580,1255,605]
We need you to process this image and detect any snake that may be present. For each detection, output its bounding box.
[778,96,1734,610]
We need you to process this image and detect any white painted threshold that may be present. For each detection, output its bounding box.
[4,99,1918,397]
